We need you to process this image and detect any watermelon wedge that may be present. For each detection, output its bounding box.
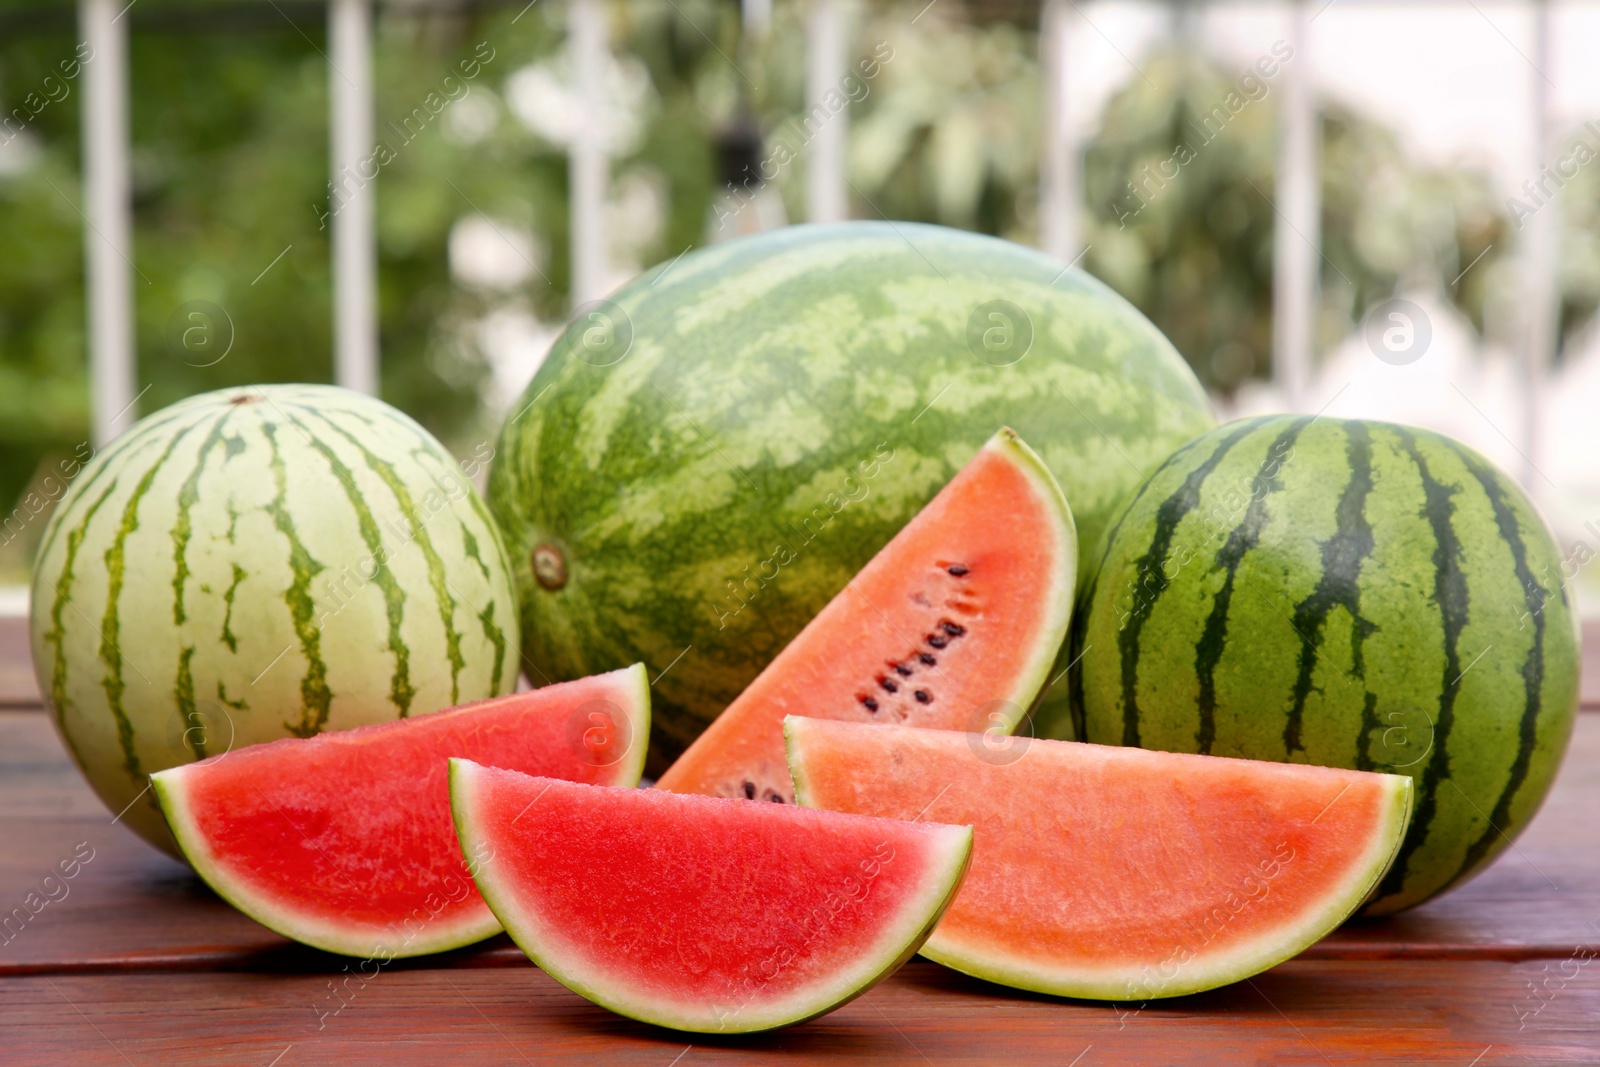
[449,759,973,1032]
[657,427,1076,802]
[151,665,650,959]
[785,718,1413,1000]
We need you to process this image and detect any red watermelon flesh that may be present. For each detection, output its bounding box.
[449,759,973,1033]
[151,664,649,959]
[785,717,1413,1000]
[656,427,1076,803]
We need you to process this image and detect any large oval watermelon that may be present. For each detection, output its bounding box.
[1069,415,1580,913]
[30,384,520,854]
[489,222,1215,771]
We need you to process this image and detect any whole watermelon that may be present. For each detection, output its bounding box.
[31,384,519,854]
[489,222,1215,771]
[1070,415,1580,913]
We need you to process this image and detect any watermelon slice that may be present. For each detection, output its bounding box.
[657,427,1076,802]
[785,718,1413,1000]
[151,665,650,959]
[449,759,973,1032]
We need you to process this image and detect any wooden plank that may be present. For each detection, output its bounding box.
[4,958,1595,1066]
[0,616,38,708]
[5,707,1600,973]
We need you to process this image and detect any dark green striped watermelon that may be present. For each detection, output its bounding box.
[1069,415,1580,913]
[30,384,520,855]
[488,222,1215,772]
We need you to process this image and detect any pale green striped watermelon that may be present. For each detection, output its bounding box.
[30,384,519,855]
[1070,416,1581,913]
[489,222,1215,771]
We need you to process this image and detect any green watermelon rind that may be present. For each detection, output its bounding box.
[787,720,1414,1001]
[449,758,975,1033]
[149,663,651,960]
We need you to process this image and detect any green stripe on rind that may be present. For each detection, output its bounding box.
[296,406,467,707]
[40,478,121,773]
[171,411,235,626]
[1445,443,1551,886]
[458,525,509,692]
[1059,427,1225,742]
[1284,420,1378,764]
[1116,420,1264,748]
[1193,418,1308,754]
[1373,429,1471,905]
[454,754,972,1033]
[150,764,502,960]
[100,421,201,783]
[280,408,416,719]
[261,421,333,739]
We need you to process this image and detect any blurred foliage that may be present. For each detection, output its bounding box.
[1084,47,1511,393]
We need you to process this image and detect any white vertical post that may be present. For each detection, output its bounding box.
[329,0,378,395]
[1271,0,1317,411]
[805,0,847,223]
[569,0,609,305]
[1522,0,1558,493]
[81,0,136,446]
[1039,0,1079,262]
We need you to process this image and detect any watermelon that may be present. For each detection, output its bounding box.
[488,222,1214,773]
[1069,415,1581,914]
[150,665,648,958]
[656,427,1076,802]
[785,717,1413,1000]
[449,759,972,1032]
[30,384,520,855]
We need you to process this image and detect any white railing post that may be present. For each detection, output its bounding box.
[1039,0,1079,262]
[80,0,136,446]
[569,0,610,305]
[1523,0,1558,493]
[329,0,378,395]
[1271,0,1317,412]
[805,0,847,223]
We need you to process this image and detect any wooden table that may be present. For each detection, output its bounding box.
[4,619,1599,1066]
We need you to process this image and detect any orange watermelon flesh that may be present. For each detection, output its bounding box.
[151,664,649,959]
[785,718,1413,1000]
[657,428,1076,802]
[450,759,973,1033]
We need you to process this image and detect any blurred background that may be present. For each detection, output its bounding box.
[2,0,1599,619]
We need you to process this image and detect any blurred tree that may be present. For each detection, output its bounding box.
[1082,47,1509,395]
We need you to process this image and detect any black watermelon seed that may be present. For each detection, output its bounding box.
[914,690,932,704]
[927,634,948,649]
[861,696,879,712]
[893,662,913,677]
[742,780,756,800]
[947,564,969,576]
[768,793,785,803]
[919,653,937,665]
[879,677,899,693]
[941,621,966,637]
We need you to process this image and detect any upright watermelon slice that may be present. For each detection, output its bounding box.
[656,428,1076,802]
[152,665,649,959]
[450,759,972,1033]
[786,718,1413,1000]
